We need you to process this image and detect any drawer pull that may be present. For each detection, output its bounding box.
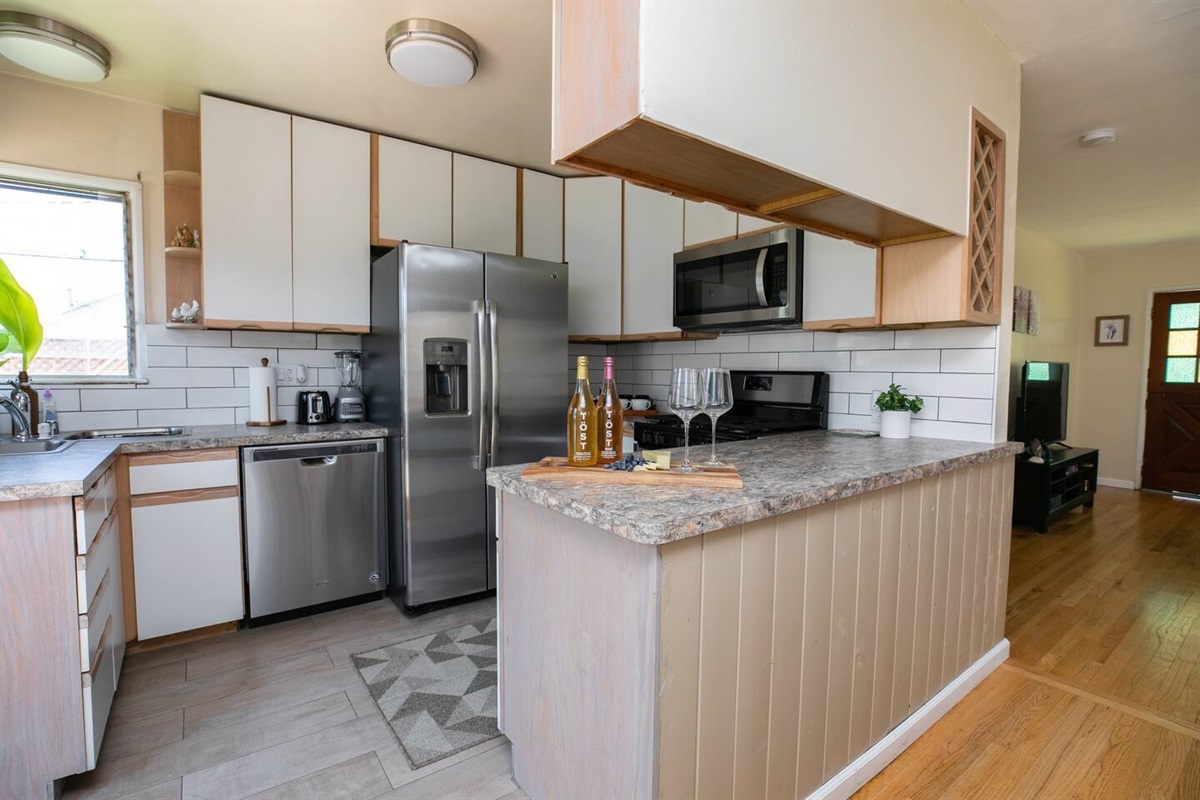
[85,616,113,683]
[85,568,110,621]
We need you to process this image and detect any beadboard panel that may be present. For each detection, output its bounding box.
[655,457,1014,799]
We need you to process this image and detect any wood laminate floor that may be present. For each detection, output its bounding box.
[858,488,1200,799]
[63,596,526,800]
[68,488,1200,799]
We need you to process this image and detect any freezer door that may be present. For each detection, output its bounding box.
[401,244,490,607]
[485,254,568,588]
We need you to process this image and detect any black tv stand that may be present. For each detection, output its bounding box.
[1012,447,1099,533]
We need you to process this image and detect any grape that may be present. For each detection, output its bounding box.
[603,453,648,471]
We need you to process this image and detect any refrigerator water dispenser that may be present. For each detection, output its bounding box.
[424,338,468,415]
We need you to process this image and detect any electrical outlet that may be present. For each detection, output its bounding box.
[276,364,308,386]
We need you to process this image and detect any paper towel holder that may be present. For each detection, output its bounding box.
[246,356,287,427]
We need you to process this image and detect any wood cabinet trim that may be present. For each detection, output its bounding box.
[83,568,111,623]
[116,456,136,642]
[802,316,884,331]
[291,322,370,334]
[129,485,239,509]
[83,616,112,685]
[203,318,295,332]
[76,512,115,573]
[370,133,380,245]
[129,448,237,467]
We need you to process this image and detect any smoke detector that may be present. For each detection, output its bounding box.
[1078,128,1117,147]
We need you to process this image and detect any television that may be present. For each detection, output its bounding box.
[1016,361,1069,445]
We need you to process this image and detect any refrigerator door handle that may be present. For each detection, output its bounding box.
[473,298,490,470]
[487,300,499,463]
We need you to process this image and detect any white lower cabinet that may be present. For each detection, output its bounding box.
[132,495,244,639]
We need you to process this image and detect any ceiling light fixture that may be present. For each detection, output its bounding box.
[0,10,110,82]
[385,19,478,88]
[1078,128,1117,147]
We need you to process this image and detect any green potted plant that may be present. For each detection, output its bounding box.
[0,257,45,426]
[874,383,924,439]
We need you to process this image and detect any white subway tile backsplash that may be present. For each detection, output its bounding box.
[829,372,892,394]
[144,325,231,347]
[145,367,236,388]
[827,412,877,432]
[188,347,277,368]
[146,346,187,367]
[568,343,608,358]
[57,410,140,432]
[720,352,780,371]
[233,330,317,349]
[847,393,874,416]
[694,335,748,354]
[317,333,364,350]
[278,349,337,369]
[913,397,939,419]
[747,331,814,352]
[633,355,673,370]
[187,387,250,408]
[651,370,673,385]
[622,342,655,355]
[651,340,696,355]
[138,408,237,427]
[43,388,80,412]
[939,349,996,374]
[893,372,993,399]
[851,349,940,373]
[81,388,186,411]
[827,392,850,414]
[895,327,997,350]
[778,350,852,372]
[938,397,993,424]
[813,330,895,351]
[910,418,993,443]
[671,354,718,369]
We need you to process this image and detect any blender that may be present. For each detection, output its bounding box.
[333,350,366,422]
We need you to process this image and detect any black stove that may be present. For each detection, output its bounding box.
[633,371,828,449]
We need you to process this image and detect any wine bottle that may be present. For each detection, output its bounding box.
[567,356,598,467]
[597,356,623,465]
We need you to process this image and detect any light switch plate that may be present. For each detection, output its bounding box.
[276,364,308,386]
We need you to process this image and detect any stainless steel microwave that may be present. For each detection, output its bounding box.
[673,228,802,331]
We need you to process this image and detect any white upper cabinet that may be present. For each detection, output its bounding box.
[737,214,779,237]
[521,169,564,262]
[292,117,371,331]
[565,177,622,336]
[376,136,452,247]
[802,231,879,328]
[623,184,684,336]
[201,96,293,326]
[453,154,517,255]
[684,201,736,247]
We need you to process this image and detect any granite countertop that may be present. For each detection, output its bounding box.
[0,422,389,502]
[486,431,1023,545]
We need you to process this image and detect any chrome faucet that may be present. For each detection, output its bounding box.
[0,394,33,441]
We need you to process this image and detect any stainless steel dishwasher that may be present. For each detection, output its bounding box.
[242,439,386,620]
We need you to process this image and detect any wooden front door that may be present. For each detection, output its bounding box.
[1143,290,1200,494]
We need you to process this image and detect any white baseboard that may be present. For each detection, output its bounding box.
[1098,477,1135,489]
[806,639,1010,800]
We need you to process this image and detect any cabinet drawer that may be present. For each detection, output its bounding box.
[78,569,112,673]
[76,513,117,614]
[129,449,238,495]
[82,617,115,771]
[74,471,111,555]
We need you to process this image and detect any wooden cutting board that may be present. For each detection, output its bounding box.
[520,457,743,489]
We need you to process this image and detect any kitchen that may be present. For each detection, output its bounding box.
[1,2,1025,799]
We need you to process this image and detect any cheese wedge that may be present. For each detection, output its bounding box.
[641,450,672,470]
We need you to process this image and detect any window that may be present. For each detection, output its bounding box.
[0,163,143,381]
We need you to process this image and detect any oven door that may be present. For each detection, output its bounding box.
[674,228,801,330]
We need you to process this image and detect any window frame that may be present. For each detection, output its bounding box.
[0,161,147,384]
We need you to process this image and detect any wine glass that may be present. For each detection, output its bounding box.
[667,367,705,473]
[701,367,734,467]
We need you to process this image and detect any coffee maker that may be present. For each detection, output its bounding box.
[333,350,366,422]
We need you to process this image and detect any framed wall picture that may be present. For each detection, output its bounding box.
[1095,314,1130,346]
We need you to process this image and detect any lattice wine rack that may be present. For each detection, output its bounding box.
[969,112,1005,319]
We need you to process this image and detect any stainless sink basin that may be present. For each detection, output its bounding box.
[64,426,189,440]
[0,438,74,455]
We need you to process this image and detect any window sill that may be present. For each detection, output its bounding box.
[3,375,150,387]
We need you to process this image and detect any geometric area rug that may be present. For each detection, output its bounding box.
[350,618,500,768]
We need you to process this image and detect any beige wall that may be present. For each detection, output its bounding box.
[1010,228,1085,443]
[0,73,167,324]
[1075,241,1200,486]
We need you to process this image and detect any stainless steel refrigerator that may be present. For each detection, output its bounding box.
[363,243,568,611]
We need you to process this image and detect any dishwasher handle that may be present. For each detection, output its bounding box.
[300,456,338,467]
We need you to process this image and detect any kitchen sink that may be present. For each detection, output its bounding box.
[64,426,189,440]
[0,438,74,455]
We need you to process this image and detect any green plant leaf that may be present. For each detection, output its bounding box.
[0,257,43,371]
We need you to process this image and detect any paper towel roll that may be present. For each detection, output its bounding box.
[248,366,277,423]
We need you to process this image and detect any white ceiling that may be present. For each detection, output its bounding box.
[965,0,1200,251]
[4,1,1197,251]
[0,0,571,174]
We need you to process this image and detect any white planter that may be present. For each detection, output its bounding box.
[879,410,912,439]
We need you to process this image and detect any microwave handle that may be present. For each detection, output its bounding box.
[754,248,770,308]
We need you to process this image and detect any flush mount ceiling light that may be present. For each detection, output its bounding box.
[0,10,110,82]
[386,19,478,88]
[1078,128,1117,147]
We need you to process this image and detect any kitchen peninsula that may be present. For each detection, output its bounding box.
[487,432,1021,800]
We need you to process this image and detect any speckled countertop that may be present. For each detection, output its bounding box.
[486,431,1023,545]
[0,422,388,502]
